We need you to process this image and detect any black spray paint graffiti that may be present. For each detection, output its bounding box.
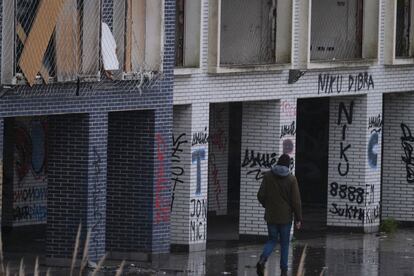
[91,146,104,260]
[337,101,354,176]
[190,199,207,242]
[280,121,296,138]
[13,204,47,221]
[330,182,365,204]
[192,127,209,146]
[329,203,379,222]
[368,114,382,130]
[171,133,188,210]
[401,123,414,183]
[241,149,277,180]
[318,72,374,94]
[192,149,206,195]
[13,186,47,202]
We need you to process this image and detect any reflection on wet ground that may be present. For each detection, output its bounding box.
[3,227,414,275]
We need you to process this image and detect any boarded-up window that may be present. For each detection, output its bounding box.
[113,0,163,74]
[311,0,363,61]
[220,0,276,66]
[396,0,411,57]
[1,0,100,86]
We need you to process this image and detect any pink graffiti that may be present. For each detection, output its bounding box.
[155,133,170,224]
[281,101,297,117]
[15,127,32,182]
[210,128,226,153]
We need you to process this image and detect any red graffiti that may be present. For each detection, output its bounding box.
[210,128,226,153]
[212,163,221,210]
[155,133,170,224]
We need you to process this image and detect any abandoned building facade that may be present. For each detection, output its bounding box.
[1,0,414,266]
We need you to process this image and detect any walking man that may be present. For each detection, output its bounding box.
[256,153,302,276]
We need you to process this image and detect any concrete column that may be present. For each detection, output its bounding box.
[327,95,381,231]
[86,113,108,262]
[152,107,173,254]
[279,98,297,173]
[171,105,192,248]
[383,93,414,222]
[188,103,209,251]
[239,100,279,236]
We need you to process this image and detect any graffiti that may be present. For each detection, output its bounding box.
[368,114,382,130]
[364,204,380,224]
[15,120,47,182]
[171,133,188,210]
[210,128,226,153]
[15,127,32,182]
[192,127,209,146]
[13,204,47,221]
[210,154,222,209]
[401,123,414,183]
[329,203,379,222]
[318,72,374,94]
[13,186,47,202]
[365,184,375,205]
[337,101,354,176]
[155,134,170,223]
[192,149,206,195]
[190,199,207,241]
[281,101,297,117]
[242,149,277,180]
[368,132,379,169]
[280,121,296,138]
[330,182,365,204]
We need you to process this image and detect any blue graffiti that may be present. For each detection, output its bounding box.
[368,132,379,169]
[192,148,206,195]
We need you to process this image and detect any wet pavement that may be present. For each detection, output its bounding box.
[3,226,414,275]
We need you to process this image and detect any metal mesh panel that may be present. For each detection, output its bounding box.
[1,0,164,96]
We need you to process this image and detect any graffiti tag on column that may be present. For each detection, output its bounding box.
[241,149,277,180]
[155,134,169,223]
[280,121,296,138]
[281,101,296,117]
[337,101,353,176]
[368,114,382,170]
[192,148,206,195]
[318,72,374,95]
[192,127,209,146]
[190,199,207,241]
[171,133,188,210]
[400,123,414,183]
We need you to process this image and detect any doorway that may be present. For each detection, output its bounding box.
[296,98,330,231]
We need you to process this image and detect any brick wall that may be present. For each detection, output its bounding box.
[383,93,414,221]
[106,110,155,253]
[46,114,89,260]
[171,105,192,245]
[239,101,279,236]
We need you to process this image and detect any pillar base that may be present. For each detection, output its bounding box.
[170,242,206,252]
[327,225,379,234]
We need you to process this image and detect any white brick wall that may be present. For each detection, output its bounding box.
[383,93,414,221]
[239,101,279,236]
[171,105,192,244]
[171,0,414,244]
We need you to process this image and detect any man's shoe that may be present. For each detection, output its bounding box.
[281,268,288,276]
[256,262,265,276]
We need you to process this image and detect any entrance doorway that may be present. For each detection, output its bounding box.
[207,102,242,242]
[296,98,330,231]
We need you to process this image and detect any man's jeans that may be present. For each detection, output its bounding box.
[260,223,292,271]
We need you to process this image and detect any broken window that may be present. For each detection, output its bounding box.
[1,0,100,86]
[396,0,414,57]
[175,0,201,68]
[220,0,276,66]
[112,0,163,75]
[311,0,363,61]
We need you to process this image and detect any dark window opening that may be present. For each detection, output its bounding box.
[396,0,411,57]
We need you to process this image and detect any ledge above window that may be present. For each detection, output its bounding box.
[307,59,378,70]
[208,63,291,74]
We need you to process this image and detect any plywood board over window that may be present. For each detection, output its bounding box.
[113,0,163,75]
[18,0,66,86]
[81,0,101,77]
